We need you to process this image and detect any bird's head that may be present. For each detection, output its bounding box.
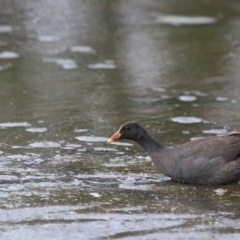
[107,121,144,143]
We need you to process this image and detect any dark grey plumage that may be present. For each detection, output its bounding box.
[108,121,240,185]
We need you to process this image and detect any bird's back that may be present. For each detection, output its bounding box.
[150,133,240,185]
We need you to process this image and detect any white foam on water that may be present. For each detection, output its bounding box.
[26,128,48,133]
[0,122,31,128]
[74,129,88,133]
[75,135,133,146]
[43,58,77,70]
[216,97,228,102]
[11,146,33,149]
[171,116,203,124]
[65,144,82,148]
[190,136,204,141]
[156,15,217,26]
[75,136,108,142]
[214,188,228,196]
[28,141,61,148]
[152,87,166,92]
[87,60,116,69]
[70,46,96,54]
[0,51,19,59]
[112,142,133,146]
[89,192,101,198]
[7,155,31,160]
[38,36,60,42]
[179,95,197,102]
[94,147,118,152]
[0,175,19,182]
[202,129,228,135]
[0,25,13,33]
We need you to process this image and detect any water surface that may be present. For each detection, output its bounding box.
[1,0,240,239]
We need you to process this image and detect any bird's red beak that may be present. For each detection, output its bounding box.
[107,131,121,144]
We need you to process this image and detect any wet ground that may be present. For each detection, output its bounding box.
[1,0,240,239]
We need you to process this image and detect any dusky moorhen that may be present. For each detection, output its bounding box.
[107,121,240,185]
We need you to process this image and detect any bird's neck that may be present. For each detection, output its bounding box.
[136,132,164,153]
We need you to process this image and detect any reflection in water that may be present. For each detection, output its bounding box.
[70,45,96,54]
[26,127,48,133]
[171,116,203,124]
[0,25,13,32]
[155,15,217,26]
[0,122,31,127]
[87,60,117,69]
[0,51,19,59]
[0,0,240,239]
[179,95,197,102]
[43,57,78,69]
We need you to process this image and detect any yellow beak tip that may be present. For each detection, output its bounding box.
[107,138,113,144]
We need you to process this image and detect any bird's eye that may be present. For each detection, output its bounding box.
[123,126,129,131]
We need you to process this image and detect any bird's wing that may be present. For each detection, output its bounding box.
[180,156,239,185]
[175,133,240,162]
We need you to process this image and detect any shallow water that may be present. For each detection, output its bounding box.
[1,0,240,239]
